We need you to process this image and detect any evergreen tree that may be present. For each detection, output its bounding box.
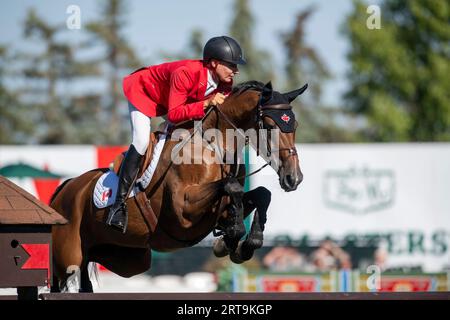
[343,0,450,141]
[20,8,100,144]
[281,6,330,100]
[229,0,274,83]
[280,7,359,142]
[85,0,141,144]
[21,8,74,143]
[0,46,32,144]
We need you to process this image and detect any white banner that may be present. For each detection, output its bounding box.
[0,145,97,177]
[2,144,449,272]
[0,145,124,204]
[249,143,450,272]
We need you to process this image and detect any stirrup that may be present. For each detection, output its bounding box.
[106,202,128,233]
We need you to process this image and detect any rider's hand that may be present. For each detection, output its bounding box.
[204,93,226,109]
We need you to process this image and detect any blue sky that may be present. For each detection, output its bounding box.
[0,0,366,106]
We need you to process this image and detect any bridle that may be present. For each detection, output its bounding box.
[212,94,298,179]
[255,96,298,158]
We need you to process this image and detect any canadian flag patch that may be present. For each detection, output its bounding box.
[102,189,112,201]
[281,114,290,123]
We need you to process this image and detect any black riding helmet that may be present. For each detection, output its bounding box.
[203,36,246,65]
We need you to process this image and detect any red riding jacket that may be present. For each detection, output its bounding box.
[122,59,232,123]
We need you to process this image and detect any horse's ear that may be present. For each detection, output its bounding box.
[283,83,308,103]
[263,81,273,91]
[262,81,273,101]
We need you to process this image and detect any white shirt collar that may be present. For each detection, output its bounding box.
[205,69,219,96]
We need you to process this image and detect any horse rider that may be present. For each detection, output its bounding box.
[106,36,246,233]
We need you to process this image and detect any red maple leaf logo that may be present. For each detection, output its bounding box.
[281,114,290,123]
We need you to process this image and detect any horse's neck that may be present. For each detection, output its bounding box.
[203,93,258,133]
[143,95,257,196]
[200,93,258,161]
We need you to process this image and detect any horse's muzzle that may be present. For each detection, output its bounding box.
[279,167,303,192]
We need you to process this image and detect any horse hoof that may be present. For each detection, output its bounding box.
[229,250,245,264]
[244,232,263,249]
[245,238,263,250]
[213,238,229,258]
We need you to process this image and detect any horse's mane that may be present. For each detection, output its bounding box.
[172,81,265,130]
[231,81,265,96]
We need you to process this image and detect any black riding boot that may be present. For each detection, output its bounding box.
[106,144,143,233]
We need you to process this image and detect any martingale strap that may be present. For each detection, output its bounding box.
[134,192,158,234]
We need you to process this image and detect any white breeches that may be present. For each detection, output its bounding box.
[129,102,151,155]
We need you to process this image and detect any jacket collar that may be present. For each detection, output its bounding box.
[196,64,208,99]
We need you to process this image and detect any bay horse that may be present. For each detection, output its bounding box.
[50,81,306,292]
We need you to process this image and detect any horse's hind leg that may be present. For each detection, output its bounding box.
[50,274,60,293]
[52,223,84,292]
[89,245,151,278]
[51,261,93,292]
[79,264,94,293]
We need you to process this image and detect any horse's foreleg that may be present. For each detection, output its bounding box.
[214,183,263,258]
[243,186,270,235]
[221,178,246,250]
[229,187,271,263]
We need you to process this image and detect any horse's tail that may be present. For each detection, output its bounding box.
[49,178,73,205]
